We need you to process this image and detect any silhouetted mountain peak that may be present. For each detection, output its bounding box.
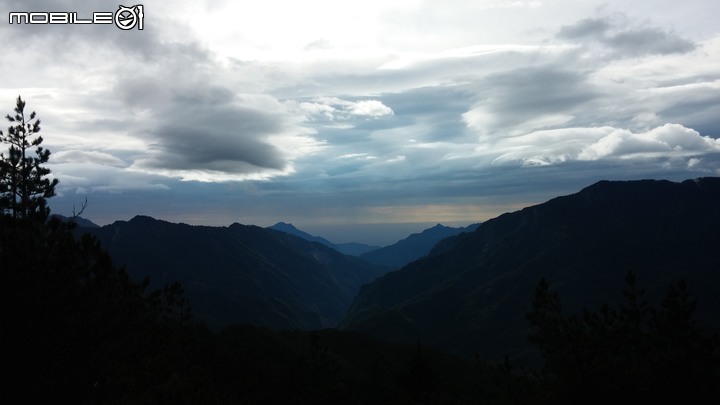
[360,222,481,268]
[268,221,335,248]
[128,215,163,224]
[271,221,297,231]
[267,222,380,256]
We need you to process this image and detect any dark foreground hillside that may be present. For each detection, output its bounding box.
[79,216,390,331]
[195,325,528,404]
[342,178,720,363]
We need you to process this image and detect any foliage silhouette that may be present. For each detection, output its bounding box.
[527,272,719,404]
[0,97,206,403]
[0,96,58,220]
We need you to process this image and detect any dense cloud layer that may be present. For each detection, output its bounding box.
[1,0,718,234]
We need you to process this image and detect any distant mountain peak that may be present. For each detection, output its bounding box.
[360,223,481,268]
[130,215,158,222]
[271,222,298,231]
[268,222,335,249]
[267,222,381,257]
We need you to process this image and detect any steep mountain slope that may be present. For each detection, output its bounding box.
[268,222,380,256]
[269,222,337,248]
[360,223,481,268]
[79,216,388,331]
[341,178,720,362]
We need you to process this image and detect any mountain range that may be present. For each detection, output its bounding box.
[72,177,720,365]
[359,223,481,268]
[73,216,479,331]
[77,216,390,331]
[269,221,481,268]
[341,178,720,362]
[267,222,380,256]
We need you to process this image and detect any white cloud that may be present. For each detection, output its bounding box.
[485,124,720,170]
[294,102,337,120]
[51,162,170,194]
[386,155,406,163]
[578,124,720,160]
[337,153,375,160]
[290,97,394,123]
[378,44,563,70]
[52,150,127,167]
[347,100,394,117]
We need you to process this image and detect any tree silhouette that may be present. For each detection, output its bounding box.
[527,272,719,404]
[0,95,57,221]
[0,96,206,403]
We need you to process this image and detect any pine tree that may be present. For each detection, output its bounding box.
[0,97,208,402]
[0,95,58,221]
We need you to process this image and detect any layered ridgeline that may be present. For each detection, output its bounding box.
[268,221,481,267]
[79,216,390,331]
[268,222,380,256]
[360,223,481,268]
[341,178,720,362]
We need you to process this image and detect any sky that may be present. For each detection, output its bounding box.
[1,0,719,245]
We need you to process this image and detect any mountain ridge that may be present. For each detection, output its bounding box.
[50,214,100,228]
[341,178,720,362]
[359,222,481,268]
[268,222,381,256]
[77,216,391,331]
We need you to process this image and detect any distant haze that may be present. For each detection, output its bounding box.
[301,221,477,247]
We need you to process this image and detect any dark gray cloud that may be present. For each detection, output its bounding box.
[464,66,599,135]
[659,94,720,138]
[24,3,318,183]
[557,14,695,57]
[115,76,235,110]
[558,18,612,39]
[484,67,595,115]
[378,86,475,142]
[138,104,287,173]
[606,28,695,56]
[110,72,314,180]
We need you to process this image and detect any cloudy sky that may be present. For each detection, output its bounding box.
[1,0,719,244]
